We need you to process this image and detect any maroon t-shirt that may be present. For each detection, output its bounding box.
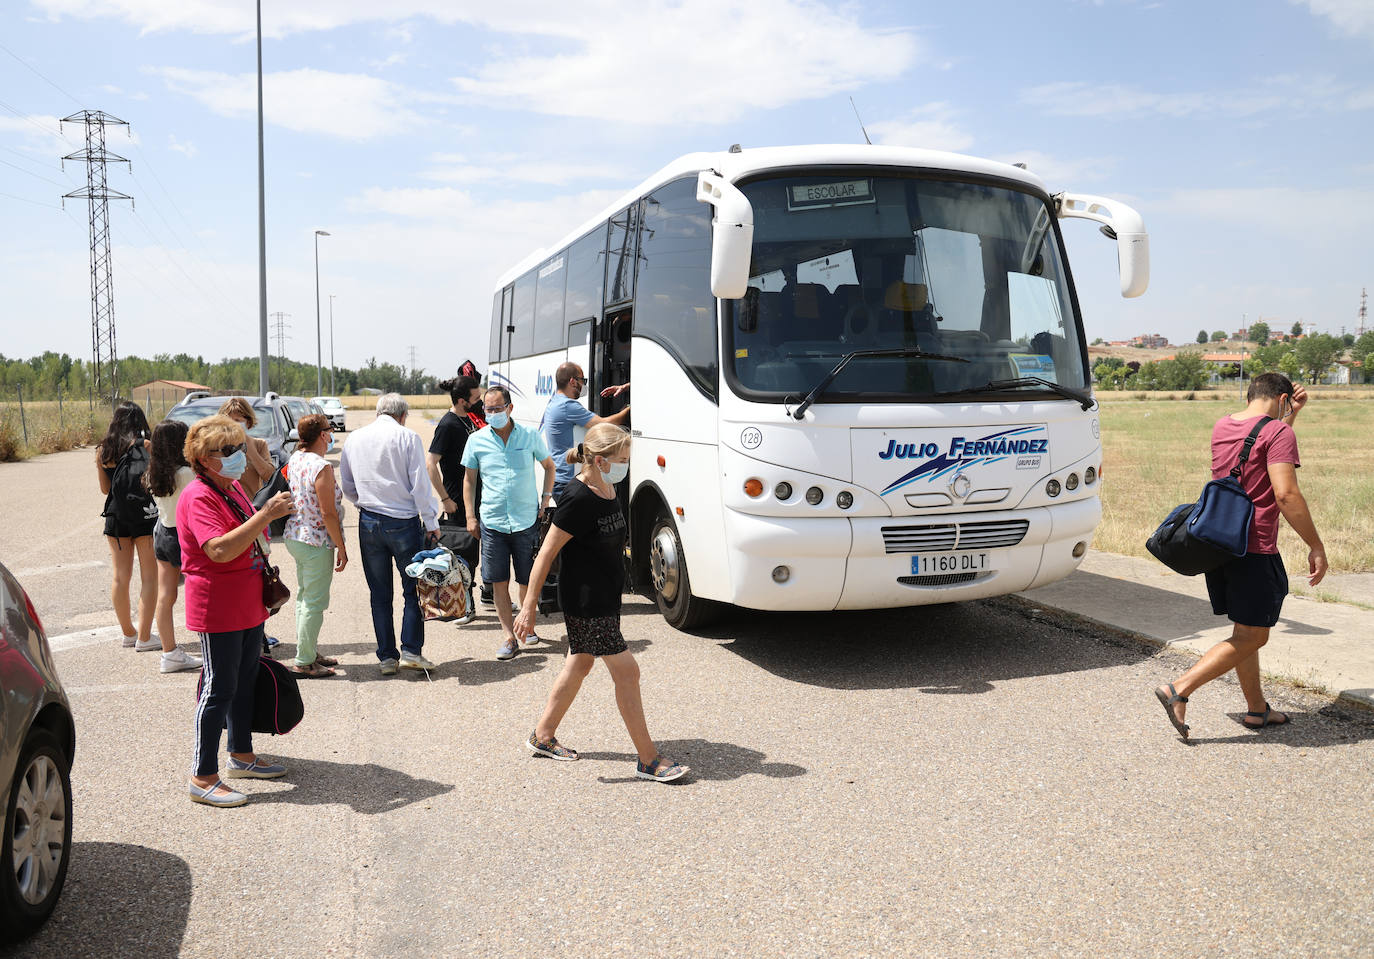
[1210,415,1300,554]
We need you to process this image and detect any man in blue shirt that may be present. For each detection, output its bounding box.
[540,362,631,501]
[462,386,556,660]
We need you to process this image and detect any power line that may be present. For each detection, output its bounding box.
[0,40,87,109]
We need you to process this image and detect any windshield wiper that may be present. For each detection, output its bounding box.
[944,376,1094,411]
[791,348,968,420]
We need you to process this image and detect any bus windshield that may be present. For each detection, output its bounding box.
[724,173,1088,404]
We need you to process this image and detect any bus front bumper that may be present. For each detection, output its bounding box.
[722,497,1100,611]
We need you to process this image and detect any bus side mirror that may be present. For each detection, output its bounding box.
[1057,193,1150,298]
[697,171,754,300]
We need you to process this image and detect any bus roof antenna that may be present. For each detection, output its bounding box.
[849,97,872,145]
[729,143,742,153]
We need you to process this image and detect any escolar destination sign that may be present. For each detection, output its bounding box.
[787,178,874,211]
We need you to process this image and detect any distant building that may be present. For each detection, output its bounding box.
[1130,333,1169,349]
[130,379,210,407]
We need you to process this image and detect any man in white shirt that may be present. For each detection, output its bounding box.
[339,393,441,675]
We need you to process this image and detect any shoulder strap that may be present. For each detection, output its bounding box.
[198,476,269,563]
[1229,416,1273,478]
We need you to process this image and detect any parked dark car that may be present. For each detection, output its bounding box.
[166,392,304,467]
[1,561,75,945]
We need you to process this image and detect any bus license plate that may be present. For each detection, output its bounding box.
[912,552,996,575]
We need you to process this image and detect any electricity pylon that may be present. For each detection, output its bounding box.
[60,111,132,406]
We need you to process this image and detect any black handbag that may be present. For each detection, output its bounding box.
[251,464,291,539]
[1146,416,1271,576]
[197,654,303,735]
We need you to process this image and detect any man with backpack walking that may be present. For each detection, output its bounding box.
[1153,372,1327,740]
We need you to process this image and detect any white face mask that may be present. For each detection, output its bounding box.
[599,460,629,485]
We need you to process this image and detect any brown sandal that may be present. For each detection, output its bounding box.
[313,654,339,667]
[291,661,336,678]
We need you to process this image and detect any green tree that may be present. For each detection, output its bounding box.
[1294,333,1342,384]
[1210,330,1227,342]
[1291,321,1304,337]
[1196,329,1208,344]
[1248,321,1269,346]
[1160,350,1209,390]
[1354,330,1374,360]
[1279,351,1301,380]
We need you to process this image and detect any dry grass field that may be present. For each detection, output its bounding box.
[1095,394,1374,573]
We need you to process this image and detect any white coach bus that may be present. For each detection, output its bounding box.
[488,144,1148,629]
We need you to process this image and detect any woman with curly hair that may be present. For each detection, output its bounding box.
[283,413,348,678]
[96,401,158,650]
[143,418,202,673]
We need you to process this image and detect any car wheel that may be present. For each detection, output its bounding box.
[0,728,72,946]
[649,509,719,631]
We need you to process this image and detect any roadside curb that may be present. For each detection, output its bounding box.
[1004,592,1374,714]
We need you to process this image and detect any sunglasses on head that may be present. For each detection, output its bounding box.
[217,442,246,458]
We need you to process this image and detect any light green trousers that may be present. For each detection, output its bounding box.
[284,538,334,666]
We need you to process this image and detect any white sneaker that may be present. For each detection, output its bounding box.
[399,652,436,671]
[134,636,162,652]
[160,647,203,673]
[121,634,137,648]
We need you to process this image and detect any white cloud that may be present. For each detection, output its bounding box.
[1025,75,1374,119]
[167,134,197,158]
[449,1,919,122]
[993,150,1117,189]
[868,103,974,152]
[150,67,427,139]
[420,154,622,187]
[1293,0,1374,42]
[371,52,409,69]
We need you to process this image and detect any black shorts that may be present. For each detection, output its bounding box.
[1204,552,1288,628]
[153,520,182,567]
[564,614,629,657]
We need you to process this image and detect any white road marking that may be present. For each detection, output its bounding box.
[47,625,126,653]
[13,560,107,578]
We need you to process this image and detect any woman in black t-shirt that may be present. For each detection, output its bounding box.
[514,424,688,783]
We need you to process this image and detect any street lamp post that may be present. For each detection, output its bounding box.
[313,229,330,397]
[328,293,336,394]
[256,0,270,395]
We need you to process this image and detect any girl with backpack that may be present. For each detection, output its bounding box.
[96,401,159,651]
[144,419,203,674]
[513,423,689,783]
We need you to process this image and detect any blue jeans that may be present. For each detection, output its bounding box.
[191,624,263,777]
[358,509,425,661]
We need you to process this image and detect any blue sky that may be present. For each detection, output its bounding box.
[2,0,1371,377]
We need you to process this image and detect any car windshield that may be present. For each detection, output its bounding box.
[313,397,342,410]
[165,401,277,439]
[723,173,1088,404]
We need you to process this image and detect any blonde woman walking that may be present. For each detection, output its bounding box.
[514,423,688,783]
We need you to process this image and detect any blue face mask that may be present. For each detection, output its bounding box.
[487,410,509,430]
[216,448,247,480]
[600,461,629,485]
[326,435,336,453]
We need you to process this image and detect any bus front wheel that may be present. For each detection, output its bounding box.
[649,511,717,630]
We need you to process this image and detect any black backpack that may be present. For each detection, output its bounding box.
[196,655,304,735]
[105,439,158,526]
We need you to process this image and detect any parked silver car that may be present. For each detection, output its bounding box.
[310,395,347,432]
[1,561,75,945]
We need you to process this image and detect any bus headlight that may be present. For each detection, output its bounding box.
[1066,473,1079,491]
[1084,466,1097,485]
[836,491,853,509]
[1046,479,1061,497]
[775,481,792,500]
[805,486,824,505]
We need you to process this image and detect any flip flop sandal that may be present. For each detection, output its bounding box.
[291,662,336,678]
[636,756,689,782]
[1154,683,1190,740]
[1243,702,1289,729]
[313,654,339,667]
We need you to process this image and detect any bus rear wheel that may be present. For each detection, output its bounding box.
[649,510,717,631]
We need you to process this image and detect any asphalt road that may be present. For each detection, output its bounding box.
[3,409,1372,958]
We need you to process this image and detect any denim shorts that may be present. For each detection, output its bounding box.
[1204,552,1288,628]
[153,520,182,567]
[480,525,537,585]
